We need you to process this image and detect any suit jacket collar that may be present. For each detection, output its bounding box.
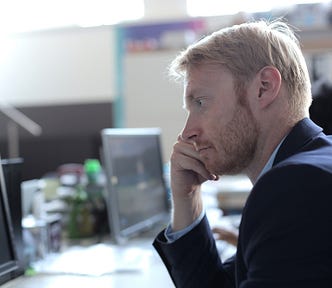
[273,118,323,166]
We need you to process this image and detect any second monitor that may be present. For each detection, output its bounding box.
[101,127,170,244]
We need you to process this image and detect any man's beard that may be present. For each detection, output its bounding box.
[205,102,258,176]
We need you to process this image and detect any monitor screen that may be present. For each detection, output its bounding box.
[0,157,18,285]
[101,128,170,243]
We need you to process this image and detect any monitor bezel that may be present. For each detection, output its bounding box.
[0,156,18,284]
[101,127,170,244]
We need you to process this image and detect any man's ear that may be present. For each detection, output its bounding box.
[256,66,282,109]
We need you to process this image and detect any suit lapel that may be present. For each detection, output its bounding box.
[273,118,323,166]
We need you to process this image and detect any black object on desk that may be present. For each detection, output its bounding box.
[0,158,23,285]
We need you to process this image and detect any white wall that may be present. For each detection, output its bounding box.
[0,26,115,107]
[0,0,189,108]
[124,50,187,160]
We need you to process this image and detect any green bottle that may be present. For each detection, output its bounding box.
[84,159,109,240]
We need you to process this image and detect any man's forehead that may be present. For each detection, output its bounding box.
[185,63,230,79]
[184,64,234,89]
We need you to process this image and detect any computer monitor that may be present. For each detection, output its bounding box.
[2,158,25,277]
[0,157,18,285]
[101,127,170,244]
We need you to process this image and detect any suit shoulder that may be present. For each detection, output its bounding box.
[256,163,332,194]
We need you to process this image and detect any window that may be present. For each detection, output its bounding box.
[0,0,144,34]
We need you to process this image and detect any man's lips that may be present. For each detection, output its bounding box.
[193,142,211,154]
[197,146,210,153]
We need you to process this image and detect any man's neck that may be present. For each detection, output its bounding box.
[246,122,295,183]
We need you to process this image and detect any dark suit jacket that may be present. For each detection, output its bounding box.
[153,118,332,287]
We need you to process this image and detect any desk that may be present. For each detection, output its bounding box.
[2,237,174,288]
[3,175,246,288]
[2,231,238,288]
[2,261,173,288]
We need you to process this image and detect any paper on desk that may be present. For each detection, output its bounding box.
[33,243,152,276]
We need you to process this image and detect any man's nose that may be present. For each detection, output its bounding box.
[180,116,198,142]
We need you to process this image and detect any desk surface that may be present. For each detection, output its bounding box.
[2,237,175,288]
[3,184,240,288]
[2,262,173,288]
[2,234,236,288]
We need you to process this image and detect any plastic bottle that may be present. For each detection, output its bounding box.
[84,159,109,239]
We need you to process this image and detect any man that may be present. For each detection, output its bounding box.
[153,20,332,287]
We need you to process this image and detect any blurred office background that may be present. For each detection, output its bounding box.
[0,0,332,181]
[1,1,332,284]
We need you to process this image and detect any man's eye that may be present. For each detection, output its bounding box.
[196,99,203,106]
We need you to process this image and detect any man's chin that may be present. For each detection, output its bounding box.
[204,164,220,177]
[205,164,242,177]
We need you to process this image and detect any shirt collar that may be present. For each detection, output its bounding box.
[256,137,286,183]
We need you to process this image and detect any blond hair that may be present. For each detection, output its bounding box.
[169,20,312,118]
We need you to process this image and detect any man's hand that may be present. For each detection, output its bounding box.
[170,136,217,231]
[212,226,239,246]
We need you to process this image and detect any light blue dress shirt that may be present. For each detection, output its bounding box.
[165,139,285,243]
